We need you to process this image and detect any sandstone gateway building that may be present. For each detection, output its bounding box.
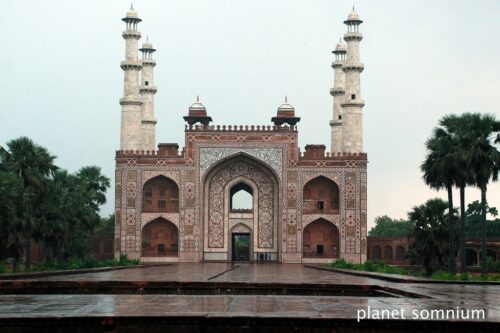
[115,7,367,263]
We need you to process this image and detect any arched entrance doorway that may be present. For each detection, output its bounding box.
[230,223,252,261]
[203,154,279,262]
[141,218,179,257]
[302,218,340,258]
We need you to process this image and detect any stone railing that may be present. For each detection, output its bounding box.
[116,150,185,158]
[185,124,297,132]
[299,151,367,160]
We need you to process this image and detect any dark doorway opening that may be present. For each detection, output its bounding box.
[232,233,250,261]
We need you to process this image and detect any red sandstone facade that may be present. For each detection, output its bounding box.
[115,115,368,263]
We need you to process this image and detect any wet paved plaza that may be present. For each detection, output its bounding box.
[0,263,499,331]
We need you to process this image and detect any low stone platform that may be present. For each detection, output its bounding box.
[0,264,498,332]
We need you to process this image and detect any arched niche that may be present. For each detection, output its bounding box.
[372,246,381,260]
[230,182,253,212]
[466,248,478,266]
[303,176,340,214]
[302,218,339,258]
[141,218,179,257]
[203,153,280,255]
[384,245,393,260]
[142,175,179,213]
[396,245,405,260]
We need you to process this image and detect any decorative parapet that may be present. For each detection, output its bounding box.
[299,150,367,160]
[116,149,185,158]
[185,124,297,132]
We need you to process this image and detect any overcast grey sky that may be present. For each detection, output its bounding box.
[1,0,499,230]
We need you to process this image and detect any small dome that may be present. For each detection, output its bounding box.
[126,5,138,19]
[278,96,295,112]
[347,9,360,21]
[142,40,153,49]
[335,40,346,52]
[189,96,206,112]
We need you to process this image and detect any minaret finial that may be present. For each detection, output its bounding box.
[285,95,288,103]
[131,3,134,10]
[197,95,200,103]
[353,5,355,10]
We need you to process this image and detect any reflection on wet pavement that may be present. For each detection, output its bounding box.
[0,263,498,322]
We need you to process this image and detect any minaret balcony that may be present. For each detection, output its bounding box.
[342,63,364,73]
[330,87,345,96]
[119,97,143,106]
[343,32,363,41]
[141,59,157,66]
[331,61,343,69]
[329,119,342,127]
[341,99,365,108]
[140,86,158,94]
[122,30,141,39]
[121,61,143,70]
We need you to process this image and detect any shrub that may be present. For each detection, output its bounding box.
[0,261,7,274]
[486,257,500,272]
[22,256,140,273]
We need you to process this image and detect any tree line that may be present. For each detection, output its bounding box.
[0,137,111,272]
[370,113,499,276]
[369,200,500,275]
[421,113,499,275]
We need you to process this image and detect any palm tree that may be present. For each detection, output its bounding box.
[421,128,458,274]
[408,198,449,276]
[4,137,57,269]
[438,114,475,273]
[460,114,500,275]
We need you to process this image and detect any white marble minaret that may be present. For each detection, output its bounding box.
[120,6,143,150]
[330,39,347,153]
[139,38,157,151]
[341,8,365,153]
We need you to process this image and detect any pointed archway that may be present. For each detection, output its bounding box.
[202,154,280,262]
[302,218,339,259]
[141,217,179,257]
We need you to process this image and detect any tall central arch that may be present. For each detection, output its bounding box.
[202,154,280,261]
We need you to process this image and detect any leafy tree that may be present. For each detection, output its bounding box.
[0,169,22,268]
[408,199,450,276]
[464,201,500,239]
[2,137,57,270]
[39,167,110,260]
[368,215,412,237]
[95,214,116,235]
[1,137,111,271]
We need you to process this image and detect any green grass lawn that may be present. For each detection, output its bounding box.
[0,255,140,274]
[328,259,500,281]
